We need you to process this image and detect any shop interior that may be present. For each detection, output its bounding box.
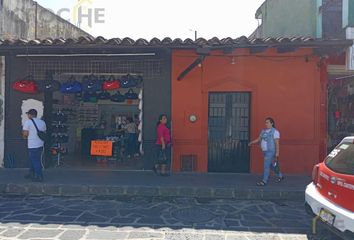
[48,72,143,170]
[327,74,354,152]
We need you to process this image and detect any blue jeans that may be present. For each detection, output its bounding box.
[28,147,43,178]
[127,133,137,156]
[263,151,283,183]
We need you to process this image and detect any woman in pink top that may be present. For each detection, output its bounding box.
[153,114,171,176]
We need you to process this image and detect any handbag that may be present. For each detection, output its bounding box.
[30,119,47,142]
[37,80,61,93]
[110,91,126,102]
[272,158,280,174]
[98,91,111,100]
[124,88,138,100]
[120,74,142,88]
[103,75,121,91]
[60,76,82,94]
[83,91,98,103]
[12,76,38,94]
[82,74,102,92]
[158,150,167,164]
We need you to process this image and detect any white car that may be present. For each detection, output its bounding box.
[305,137,354,239]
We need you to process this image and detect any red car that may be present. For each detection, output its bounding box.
[305,137,354,239]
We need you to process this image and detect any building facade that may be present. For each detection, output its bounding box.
[253,0,354,156]
[1,36,350,174]
[253,0,353,39]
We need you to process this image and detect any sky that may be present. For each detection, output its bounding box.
[36,0,265,40]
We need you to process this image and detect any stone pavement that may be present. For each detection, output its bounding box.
[0,195,340,240]
[0,169,311,200]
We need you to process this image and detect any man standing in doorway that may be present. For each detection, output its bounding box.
[22,109,46,182]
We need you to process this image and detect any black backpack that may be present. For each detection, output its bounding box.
[31,119,47,142]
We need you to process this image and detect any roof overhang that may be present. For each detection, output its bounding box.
[0,36,352,56]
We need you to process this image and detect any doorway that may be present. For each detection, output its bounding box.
[208,92,250,173]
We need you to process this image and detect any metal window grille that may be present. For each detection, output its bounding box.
[27,58,162,81]
[180,154,197,172]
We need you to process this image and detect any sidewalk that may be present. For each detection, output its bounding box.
[0,169,311,200]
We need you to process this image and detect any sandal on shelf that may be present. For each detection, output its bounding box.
[275,176,285,183]
[256,181,266,186]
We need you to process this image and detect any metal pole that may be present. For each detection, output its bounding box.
[195,31,197,41]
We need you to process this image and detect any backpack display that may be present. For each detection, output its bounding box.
[98,91,111,100]
[120,74,142,88]
[124,88,139,100]
[37,80,61,93]
[60,76,82,94]
[82,74,102,92]
[103,75,121,91]
[110,91,126,103]
[12,76,39,94]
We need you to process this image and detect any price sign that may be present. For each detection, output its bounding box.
[90,140,113,156]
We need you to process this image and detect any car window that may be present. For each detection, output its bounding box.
[325,142,354,175]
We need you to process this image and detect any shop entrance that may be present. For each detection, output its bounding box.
[29,58,148,170]
[327,75,354,153]
[208,92,250,173]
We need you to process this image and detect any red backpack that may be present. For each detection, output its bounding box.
[12,77,39,94]
[102,75,121,91]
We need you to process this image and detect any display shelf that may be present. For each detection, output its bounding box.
[97,100,139,105]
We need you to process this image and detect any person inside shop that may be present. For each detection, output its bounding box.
[248,117,284,186]
[124,117,138,159]
[22,109,47,182]
[153,114,171,176]
[134,114,141,156]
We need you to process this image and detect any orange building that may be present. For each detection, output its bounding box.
[171,38,351,174]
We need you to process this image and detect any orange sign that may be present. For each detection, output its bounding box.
[90,140,113,156]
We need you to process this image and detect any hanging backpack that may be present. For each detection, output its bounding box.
[120,74,142,88]
[60,76,82,94]
[98,91,111,100]
[83,91,98,103]
[124,88,139,100]
[103,75,121,91]
[12,76,39,94]
[37,79,61,93]
[110,91,126,103]
[82,74,102,92]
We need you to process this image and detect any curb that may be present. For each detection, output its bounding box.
[0,183,305,200]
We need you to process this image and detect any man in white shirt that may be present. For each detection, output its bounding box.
[22,109,46,182]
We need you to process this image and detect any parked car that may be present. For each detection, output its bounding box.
[305,136,354,240]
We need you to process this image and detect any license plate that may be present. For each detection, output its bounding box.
[319,208,335,225]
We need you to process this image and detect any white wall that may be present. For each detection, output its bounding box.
[0,0,90,39]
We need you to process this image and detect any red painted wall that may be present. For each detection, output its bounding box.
[171,48,325,174]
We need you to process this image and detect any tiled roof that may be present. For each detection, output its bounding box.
[0,36,350,48]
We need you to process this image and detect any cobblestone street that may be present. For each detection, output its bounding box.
[0,195,340,240]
